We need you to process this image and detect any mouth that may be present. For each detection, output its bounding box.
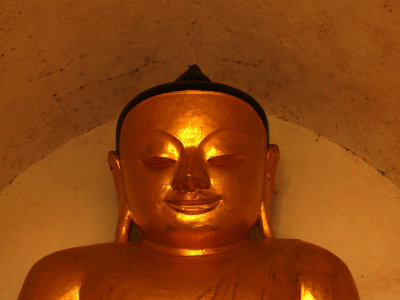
[165,196,222,215]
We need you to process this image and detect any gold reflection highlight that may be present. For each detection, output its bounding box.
[176,118,204,147]
[60,285,80,300]
[182,249,207,256]
[301,284,316,300]
[166,142,179,159]
[205,145,219,160]
[176,212,208,222]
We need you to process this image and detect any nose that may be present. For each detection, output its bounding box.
[171,147,211,192]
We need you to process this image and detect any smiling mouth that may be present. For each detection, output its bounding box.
[165,196,222,215]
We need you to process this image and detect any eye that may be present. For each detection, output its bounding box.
[207,155,244,167]
[140,156,176,168]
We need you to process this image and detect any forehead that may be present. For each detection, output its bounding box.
[120,91,266,147]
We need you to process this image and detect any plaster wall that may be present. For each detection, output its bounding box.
[0,117,399,299]
[1,0,400,193]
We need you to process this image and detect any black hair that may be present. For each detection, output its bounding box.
[116,65,269,151]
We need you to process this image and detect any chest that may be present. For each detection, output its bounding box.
[79,255,233,299]
[78,248,300,299]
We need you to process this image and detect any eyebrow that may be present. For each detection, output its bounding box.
[130,129,255,149]
[199,129,253,144]
[198,129,257,150]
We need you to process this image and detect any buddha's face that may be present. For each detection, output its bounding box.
[116,91,277,249]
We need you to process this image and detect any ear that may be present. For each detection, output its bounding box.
[108,151,132,242]
[258,144,280,239]
[265,144,280,186]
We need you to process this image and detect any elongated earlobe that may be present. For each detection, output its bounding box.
[108,151,133,242]
[259,201,273,238]
[258,144,280,239]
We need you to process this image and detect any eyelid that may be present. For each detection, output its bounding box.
[139,156,177,168]
[137,141,180,162]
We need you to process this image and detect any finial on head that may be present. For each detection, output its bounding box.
[175,65,211,82]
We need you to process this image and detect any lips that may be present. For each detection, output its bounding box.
[165,195,222,215]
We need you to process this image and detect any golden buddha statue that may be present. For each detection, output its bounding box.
[19,65,359,299]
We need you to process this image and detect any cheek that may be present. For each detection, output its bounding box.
[210,162,265,212]
[122,164,176,213]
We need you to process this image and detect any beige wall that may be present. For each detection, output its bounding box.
[0,116,399,299]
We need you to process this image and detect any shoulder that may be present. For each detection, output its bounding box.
[277,239,355,276]
[252,239,360,299]
[18,242,136,299]
[253,238,353,272]
[276,239,359,299]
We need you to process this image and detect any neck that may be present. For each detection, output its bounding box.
[140,238,250,256]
